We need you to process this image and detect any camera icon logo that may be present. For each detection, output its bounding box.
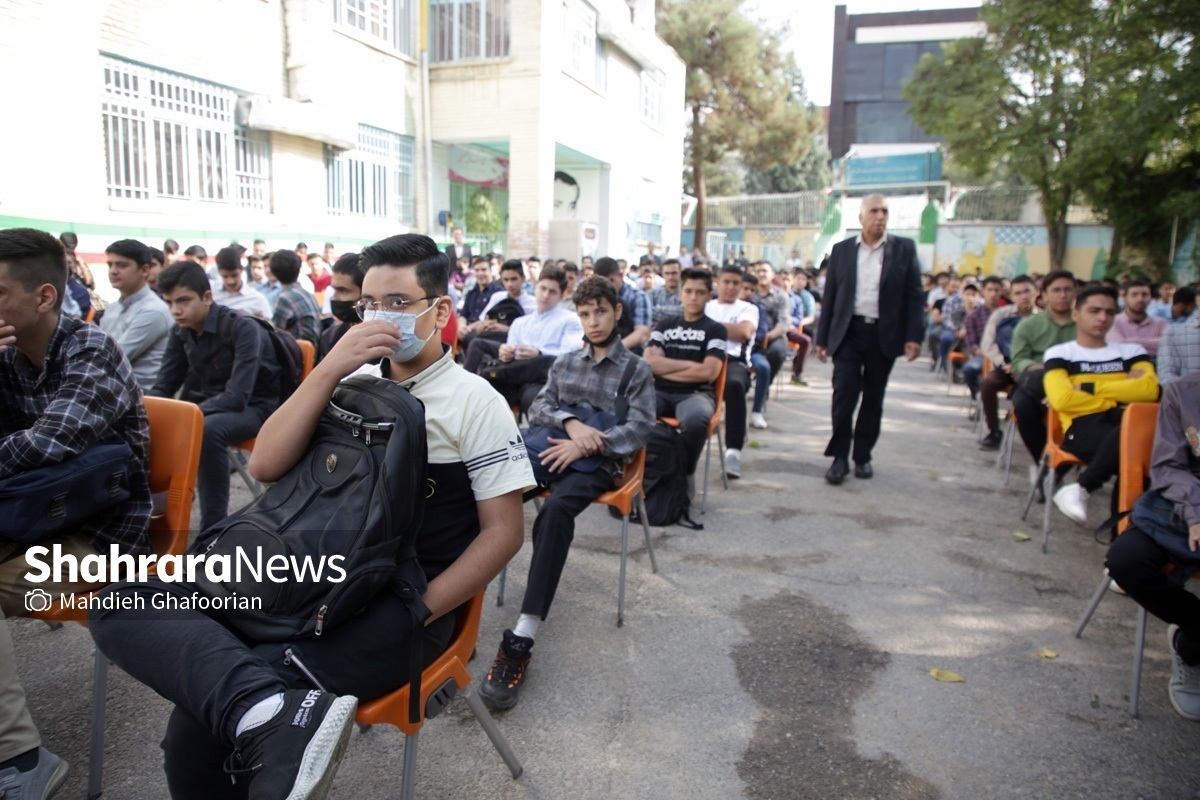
[24,589,54,613]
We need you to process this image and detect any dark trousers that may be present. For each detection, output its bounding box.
[463,337,502,374]
[980,368,1015,434]
[656,390,715,474]
[521,469,616,619]
[1107,527,1200,666]
[1060,408,1124,493]
[759,338,789,382]
[962,355,984,399]
[723,360,751,450]
[88,578,452,800]
[1012,369,1048,461]
[825,317,896,464]
[204,408,269,531]
[787,329,811,377]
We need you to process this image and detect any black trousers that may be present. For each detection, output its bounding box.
[1060,408,1124,494]
[1107,527,1200,666]
[723,360,751,450]
[463,337,502,373]
[521,468,616,620]
[825,317,896,464]
[1012,368,1048,461]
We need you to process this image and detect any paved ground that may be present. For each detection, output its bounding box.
[11,356,1200,799]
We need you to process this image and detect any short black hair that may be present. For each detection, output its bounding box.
[183,244,207,260]
[360,234,449,297]
[246,253,263,265]
[331,252,366,288]
[148,247,165,266]
[163,239,179,255]
[324,242,335,250]
[962,283,980,293]
[980,276,1003,289]
[215,246,243,273]
[680,267,713,291]
[157,262,211,297]
[741,271,759,286]
[253,239,265,247]
[1011,274,1035,288]
[0,228,67,310]
[270,250,303,284]
[1126,278,1151,291]
[1176,287,1197,306]
[593,257,620,278]
[471,255,489,267]
[499,259,525,278]
[572,276,620,311]
[719,264,743,278]
[1074,285,1119,310]
[106,238,153,267]
[526,256,541,264]
[296,242,308,250]
[1043,269,1076,291]
[662,258,681,270]
[59,232,79,251]
[538,264,567,292]
[563,262,579,275]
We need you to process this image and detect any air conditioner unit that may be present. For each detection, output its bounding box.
[235,96,358,150]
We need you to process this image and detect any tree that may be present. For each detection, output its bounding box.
[743,133,831,194]
[659,0,820,249]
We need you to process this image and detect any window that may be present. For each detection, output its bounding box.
[430,0,511,63]
[333,0,416,57]
[325,124,415,224]
[640,69,663,128]
[564,0,601,86]
[101,56,269,208]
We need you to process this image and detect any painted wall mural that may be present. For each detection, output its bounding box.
[933,224,1116,278]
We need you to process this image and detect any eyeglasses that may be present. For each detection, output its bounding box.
[354,295,437,317]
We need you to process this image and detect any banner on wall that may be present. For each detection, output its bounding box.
[449,146,508,189]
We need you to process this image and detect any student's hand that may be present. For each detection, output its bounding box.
[564,418,608,456]
[1128,367,1145,379]
[0,320,14,354]
[1190,523,1200,552]
[514,345,540,360]
[317,320,399,379]
[498,344,516,362]
[815,345,828,363]
[1002,363,1014,376]
[541,438,585,473]
[905,342,921,361]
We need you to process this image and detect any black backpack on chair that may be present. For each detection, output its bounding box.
[642,423,703,529]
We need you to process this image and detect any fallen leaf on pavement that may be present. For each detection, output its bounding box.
[1013,531,1031,542]
[1037,648,1058,659]
[940,441,953,448]
[929,668,965,683]
[928,470,939,481]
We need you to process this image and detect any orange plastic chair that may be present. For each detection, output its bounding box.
[355,592,523,799]
[24,396,204,798]
[496,449,659,626]
[1020,407,1087,553]
[1072,402,1160,717]
[297,339,315,379]
[232,340,316,495]
[83,306,96,324]
[660,360,728,513]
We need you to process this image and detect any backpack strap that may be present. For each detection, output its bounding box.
[613,356,640,424]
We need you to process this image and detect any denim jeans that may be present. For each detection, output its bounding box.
[962,355,984,399]
[749,352,773,413]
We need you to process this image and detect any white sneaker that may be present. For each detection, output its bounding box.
[749,412,768,429]
[1104,567,1126,596]
[1052,482,1089,525]
[1168,625,1200,721]
[1029,463,1041,487]
[724,448,742,479]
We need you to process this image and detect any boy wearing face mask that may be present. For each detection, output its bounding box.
[90,235,533,799]
[317,252,365,364]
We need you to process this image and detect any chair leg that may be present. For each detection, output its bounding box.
[88,650,108,800]
[1073,573,1113,638]
[496,564,506,607]
[617,513,630,627]
[636,494,658,574]
[1041,465,1056,553]
[716,427,729,491]
[464,689,524,778]
[1021,455,1047,521]
[1001,417,1015,486]
[701,436,711,515]
[1130,605,1148,718]
[399,731,419,800]
[228,448,263,497]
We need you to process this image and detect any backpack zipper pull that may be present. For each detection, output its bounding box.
[365,428,371,445]
[315,604,328,636]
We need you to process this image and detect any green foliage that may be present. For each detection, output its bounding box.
[465,189,504,234]
[743,133,831,194]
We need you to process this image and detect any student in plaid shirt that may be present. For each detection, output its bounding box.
[0,227,151,796]
[269,249,322,346]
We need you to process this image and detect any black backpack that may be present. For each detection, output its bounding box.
[190,374,429,643]
[485,296,526,326]
[642,423,703,529]
[217,309,305,403]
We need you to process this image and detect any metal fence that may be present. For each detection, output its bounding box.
[702,192,825,229]
[949,185,1101,225]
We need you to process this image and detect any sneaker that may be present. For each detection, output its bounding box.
[1168,625,1200,721]
[724,448,742,479]
[1052,482,1089,525]
[1029,464,1041,487]
[978,430,1003,451]
[225,689,357,800]
[789,375,808,386]
[749,412,768,429]
[1103,567,1126,596]
[479,630,533,711]
[0,748,68,800]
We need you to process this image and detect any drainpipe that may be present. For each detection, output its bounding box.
[423,51,435,235]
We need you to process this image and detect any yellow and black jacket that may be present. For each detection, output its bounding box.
[1043,341,1160,431]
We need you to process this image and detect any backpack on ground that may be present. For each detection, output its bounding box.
[218,309,305,403]
[190,374,429,643]
[642,422,703,529]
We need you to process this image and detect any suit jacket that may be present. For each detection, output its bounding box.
[814,234,925,359]
[445,243,473,264]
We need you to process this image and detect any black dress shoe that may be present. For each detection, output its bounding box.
[854,462,873,479]
[825,458,849,485]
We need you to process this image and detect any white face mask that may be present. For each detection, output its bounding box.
[363,303,438,362]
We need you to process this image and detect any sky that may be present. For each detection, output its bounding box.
[748,0,984,106]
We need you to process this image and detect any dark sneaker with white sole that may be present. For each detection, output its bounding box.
[478,629,533,711]
[0,747,68,799]
[225,689,357,800]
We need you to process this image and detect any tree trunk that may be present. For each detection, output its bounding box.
[1040,185,1070,272]
[1109,228,1123,277]
[692,105,708,260]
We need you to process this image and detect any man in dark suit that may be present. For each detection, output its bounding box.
[445,226,472,265]
[814,194,924,485]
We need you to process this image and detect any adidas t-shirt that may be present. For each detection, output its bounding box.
[649,315,728,394]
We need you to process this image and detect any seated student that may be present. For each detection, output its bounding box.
[961,277,1003,403]
[705,265,759,478]
[939,281,979,374]
[977,275,1038,450]
[1158,305,1200,385]
[1047,286,1160,524]
[740,272,775,430]
[318,252,364,363]
[645,267,726,474]
[1105,370,1200,720]
[250,254,281,309]
[1148,281,1176,319]
[463,260,536,350]
[751,261,792,394]
[478,277,654,712]
[458,257,497,326]
[1167,287,1198,325]
[787,268,817,386]
[0,228,151,795]
[213,246,273,320]
[89,233,532,799]
[1108,278,1167,359]
[99,238,174,389]
[269,249,322,347]
[592,257,652,352]
[648,258,682,325]
[148,262,283,531]
[560,261,580,312]
[147,246,166,297]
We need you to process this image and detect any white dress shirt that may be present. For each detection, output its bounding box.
[854,233,887,319]
[506,305,584,356]
[214,283,274,318]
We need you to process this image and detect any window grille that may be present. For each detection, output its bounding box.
[326,124,415,224]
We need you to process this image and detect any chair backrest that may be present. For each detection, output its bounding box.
[1047,407,1065,445]
[614,448,646,493]
[1117,402,1159,531]
[711,360,728,427]
[297,340,315,380]
[983,356,992,375]
[444,591,485,666]
[143,397,205,558]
